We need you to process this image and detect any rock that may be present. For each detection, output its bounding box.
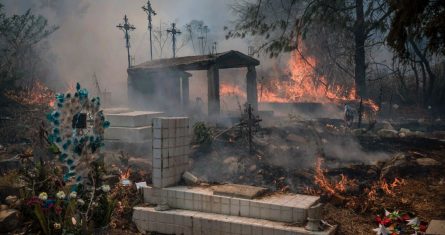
[223,157,237,165]
[101,175,120,186]
[352,128,366,136]
[0,205,8,211]
[286,134,307,143]
[128,157,151,170]
[381,121,395,130]
[433,131,445,139]
[248,165,257,172]
[378,129,399,138]
[400,128,411,133]
[182,171,199,185]
[5,196,17,207]
[416,158,441,167]
[414,131,426,138]
[0,158,20,174]
[0,209,21,232]
[380,153,416,179]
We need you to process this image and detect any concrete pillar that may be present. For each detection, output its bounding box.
[246,66,258,111]
[180,77,190,111]
[207,65,220,115]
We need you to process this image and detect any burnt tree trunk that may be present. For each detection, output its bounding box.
[409,39,436,105]
[354,0,367,98]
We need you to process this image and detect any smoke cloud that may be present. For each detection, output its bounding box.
[2,0,250,107]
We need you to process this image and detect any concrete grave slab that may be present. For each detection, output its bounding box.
[427,220,445,235]
[211,183,269,199]
[106,111,164,127]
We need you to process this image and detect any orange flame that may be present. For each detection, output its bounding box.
[5,80,55,107]
[218,50,380,112]
[367,178,405,200]
[314,157,357,196]
[220,83,246,98]
[259,53,357,103]
[120,168,131,180]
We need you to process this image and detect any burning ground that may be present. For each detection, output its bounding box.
[188,116,445,234]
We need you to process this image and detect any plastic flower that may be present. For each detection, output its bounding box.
[69,191,77,199]
[56,191,66,199]
[55,205,62,215]
[101,185,110,192]
[77,199,85,206]
[38,192,48,201]
[373,224,390,235]
[53,223,61,230]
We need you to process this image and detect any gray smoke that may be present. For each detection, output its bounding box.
[1,0,250,108]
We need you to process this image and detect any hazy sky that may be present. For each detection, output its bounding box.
[2,0,250,96]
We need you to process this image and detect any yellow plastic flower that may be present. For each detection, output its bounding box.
[53,223,61,230]
[56,191,66,199]
[38,192,48,201]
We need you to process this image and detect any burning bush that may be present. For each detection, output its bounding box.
[4,80,54,107]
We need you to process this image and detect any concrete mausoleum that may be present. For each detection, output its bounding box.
[127,50,260,115]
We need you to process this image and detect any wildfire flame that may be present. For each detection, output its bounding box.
[260,53,357,104]
[220,83,246,98]
[314,157,358,196]
[220,50,379,112]
[5,80,54,106]
[120,168,131,180]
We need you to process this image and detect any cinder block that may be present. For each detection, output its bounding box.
[153,139,162,149]
[212,197,221,214]
[168,119,176,129]
[174,225,183,235]
[260,203,270,219]
[249,202,260,218]
[192,217,202,235]
[240,199,250,217]
[184,199,193,210]
[153,118,162,129]
[230,198,240,216]
[241,223,252,235]
[176,190,185,199]
[153,148,161,159]
[252,224,263,235]
[185,191,193,200]
[221,220,231,233]
[262,225,275,235]
[193,194,203,211]
[270,205,281,221]
[162,148,169,157]
[153,128,161,139]
[152,177,161,188]
[292,208,306,223]
[153,159,162,169]
[173,213,182,225]
[183,227,192,235]
[221,202,230,214]
[231,223,241,234]
[280,206,293,222]
[183,215,192,227]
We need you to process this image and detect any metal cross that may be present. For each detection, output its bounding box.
[116,15,136,68]
[142,0,156,61]
[167,23,181,58]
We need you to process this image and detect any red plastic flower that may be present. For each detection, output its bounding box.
[401,213,410,221]
[55,205,63,215]
[419,221,428,232]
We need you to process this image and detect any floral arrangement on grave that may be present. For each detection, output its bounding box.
[373,209,428,235]
[25,83,115,234]
[47,82,110,183]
